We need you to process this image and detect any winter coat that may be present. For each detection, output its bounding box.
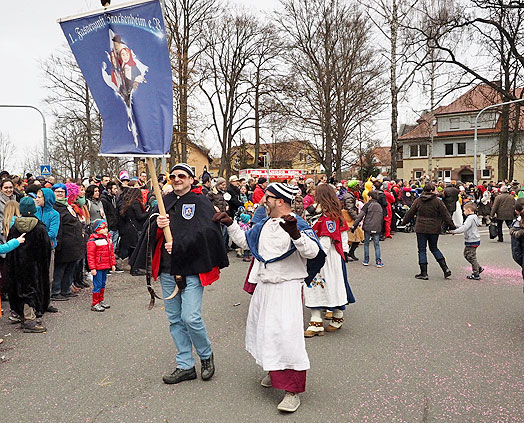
[341,191,358,220]
[442,186,459,213]
[353,199,383,233]
[118,200,148,255]
[54,202,84,263]
[226,184,243,217]
[510,218,524,279]
[0,192,15,228]
[375,189,388,217]
[87,198,105,221]
[490,193,516,221]
[6,217,51,316]
[35,188,60,249]
[207,187,228,212]
[252,185,266,204]
[402,192,455,234]
[450,214,481,245]
[86,232,117,271]
[100,192,119,231]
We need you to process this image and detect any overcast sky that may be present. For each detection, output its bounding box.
[0,0,414,174]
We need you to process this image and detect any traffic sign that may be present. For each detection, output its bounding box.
[40,165,51,176]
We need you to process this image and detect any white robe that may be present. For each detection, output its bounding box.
[304,232,349,308]
[228,218,320,371]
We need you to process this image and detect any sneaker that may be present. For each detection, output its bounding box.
[479,267,484,274]
[362,261,369,266]
[467,274,481,280]
[277,392,301,412]
[113,266,124,274]
[63,292,78,298]
[376,261,384,268]
[130,268,146,276]
[91,303,105,312]
[22,321,47,333]
[46,305,59,313]
[51,294,69,301]
[261,373,272,388]
[98,301,111,309]
[162,367,197,384]
[201,353,215,381]
[8,311,21,323]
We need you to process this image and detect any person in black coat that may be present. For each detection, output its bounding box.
[7,197,51,332]
[118,187,148,275]
[51,184,84,301]
[226,176,243,218]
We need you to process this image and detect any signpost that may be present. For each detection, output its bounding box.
[40,165,51,176]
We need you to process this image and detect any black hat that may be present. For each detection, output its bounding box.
[258,177,267,185]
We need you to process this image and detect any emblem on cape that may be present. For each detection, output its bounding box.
[326,220,336,233]
[182,204,195,220]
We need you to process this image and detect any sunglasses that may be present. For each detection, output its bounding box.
[169,173,188,180]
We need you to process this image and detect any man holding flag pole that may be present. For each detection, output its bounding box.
[59,0,228,383]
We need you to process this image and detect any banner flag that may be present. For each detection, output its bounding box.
[59,0,172,156]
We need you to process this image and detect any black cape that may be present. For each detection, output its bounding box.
[130,191,229,276]
[7,217,51,316]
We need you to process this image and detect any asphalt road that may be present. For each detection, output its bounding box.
[1,228,523,423]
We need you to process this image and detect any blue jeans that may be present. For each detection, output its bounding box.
[416,233,444,264]
[110,230,119,253]
[52,261,76,296]
[160,273,212,369]
[363,232,381,263]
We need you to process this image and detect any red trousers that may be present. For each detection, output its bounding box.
[269,369,306,393]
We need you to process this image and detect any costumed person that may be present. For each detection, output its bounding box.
[362,178,373,203]
[384,182,396,239]
[87,219,116,312]
[303,184,355,337]
[130,163,229,385]
[6,197,51,333]
[215,182,325,413]
[342,180,364,261]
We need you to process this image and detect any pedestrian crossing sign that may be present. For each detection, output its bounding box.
[40,165,51,176]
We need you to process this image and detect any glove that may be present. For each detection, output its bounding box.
[279,214,301,240]
[212,211,233,227]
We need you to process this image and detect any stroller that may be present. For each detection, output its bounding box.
[393,203,415,233]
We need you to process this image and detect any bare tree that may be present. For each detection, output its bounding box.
[0,132,15,171]
[276,0,384,177]
[164,0,217,162]
[199,9,259,177]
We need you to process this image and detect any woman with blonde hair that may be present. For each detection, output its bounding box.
[303,184,356,337]
[3,200,20,240]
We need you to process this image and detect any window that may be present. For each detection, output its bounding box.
[482,169,490,179]
[445,143,454,155]
[414,171,423,179]
[450,117,460,129]
[437,170,443,179]
[444,170,451,179]
[409,144,428,158]
[457,142,466,155]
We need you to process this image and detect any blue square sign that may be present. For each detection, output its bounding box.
[40,165,51,176]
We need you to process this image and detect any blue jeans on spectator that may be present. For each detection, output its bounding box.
[110,230,120,255]
[160,273,212,370]
[416,233,444,264]
[363,232,381,264]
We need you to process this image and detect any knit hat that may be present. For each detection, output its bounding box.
[119,170,130,181]
[91,219,108,233]
[170,163,195,178]
[51,183,68,196]
[347,180,359,189]
[19,196,37,217]
[216,177,226,186]
[266,183,300,204]
[258,177,267,185]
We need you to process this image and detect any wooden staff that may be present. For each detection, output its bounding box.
[146,157,172,243]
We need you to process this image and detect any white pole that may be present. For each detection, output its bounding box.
[474,97,524,185]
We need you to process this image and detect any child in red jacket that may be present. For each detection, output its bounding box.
[87,219,116,312]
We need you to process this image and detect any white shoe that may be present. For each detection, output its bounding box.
[261,373,272,388]
[98,301,111,309]
[277,392,300,412]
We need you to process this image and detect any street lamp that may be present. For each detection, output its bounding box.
[0,104,48,165]
[473,97,524,185]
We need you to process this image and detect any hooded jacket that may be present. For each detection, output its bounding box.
[450,213,481,245]
[402,192,455,234]
[87,232,117,270]
[35,188,60,249]
[6,216,51,316]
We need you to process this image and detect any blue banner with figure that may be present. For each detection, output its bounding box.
[59,0,172,156]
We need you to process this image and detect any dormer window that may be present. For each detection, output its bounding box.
[450,117,460,129]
